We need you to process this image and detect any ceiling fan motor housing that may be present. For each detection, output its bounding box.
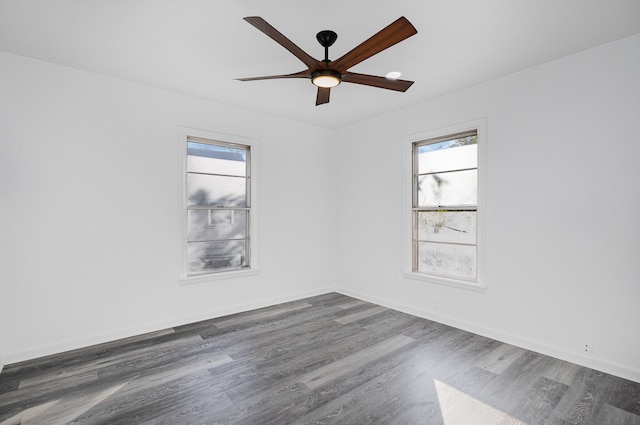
[316,30,337,47]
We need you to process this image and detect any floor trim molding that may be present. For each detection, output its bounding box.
[335,286,640,384]
[2,286,335,366]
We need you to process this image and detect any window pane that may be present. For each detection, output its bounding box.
[418,142,476,174]
[417,169,477,207]
[417,211,476,244]
[187,142,246,176]
[417,242,476,279]
[188,240,247,274]
[188,209,247,242]
[187,174,246,207]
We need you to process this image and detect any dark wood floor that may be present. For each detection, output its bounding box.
[1,293,639,424]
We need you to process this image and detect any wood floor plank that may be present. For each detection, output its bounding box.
[197,301,344,343]
[480,351,548,407]
[512,376,569,424]
[601,373,640,416]
[474,342,528,375]
[1,293,638,425]
[212,302,312,328]
[336,299,368,310]
[299,334,415,390]
[542,359,582,386]
[295,329,512,425]
[291,341,447,425]
[0,377,19,396]
[334,305,388,324]
[551,367,608,424]
[594,404,640,425]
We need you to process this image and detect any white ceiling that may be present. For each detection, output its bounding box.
[1,0,639,129]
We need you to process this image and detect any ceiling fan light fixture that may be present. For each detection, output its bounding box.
[312,70,341,88]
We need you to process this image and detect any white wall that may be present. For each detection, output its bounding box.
[2,34,639,383]
[334,34,640,382]
[0,52,337,365]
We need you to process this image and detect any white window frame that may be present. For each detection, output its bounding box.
[178,127,259,284]
[403,119,487,291]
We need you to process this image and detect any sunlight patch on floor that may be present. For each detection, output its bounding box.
[435,379,527,425]
[0,381,129,425]
[0,399,60,425]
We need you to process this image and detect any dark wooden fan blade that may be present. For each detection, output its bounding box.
[244,17,321,70]
[332,16,417,72]
[316,87,331,105]
[341,72,414,91]
[236,70,311,82]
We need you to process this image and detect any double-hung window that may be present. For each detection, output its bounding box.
[182,132,254,278]
[410,123,484,288]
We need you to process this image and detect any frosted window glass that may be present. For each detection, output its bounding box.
[187,174,246,207]
[417,242,476,280]
[188,210,247,242]
[418,143,477,174]
[188,240,246,274]
[417,170,477,207]
[417,211,476,244]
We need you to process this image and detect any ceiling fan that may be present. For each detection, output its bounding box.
[236,16,417,106]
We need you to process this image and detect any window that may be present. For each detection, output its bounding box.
[406,120,485,289]
[181,129,257,280]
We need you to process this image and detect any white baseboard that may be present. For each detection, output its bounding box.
[336,286,640,384]
[2,286,335,366]
[8,285,636,384]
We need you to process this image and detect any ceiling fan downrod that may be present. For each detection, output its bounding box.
[316,30,337,63]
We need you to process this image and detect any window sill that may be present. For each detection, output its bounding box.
[179,268,260,286]
[403,271,487,292]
